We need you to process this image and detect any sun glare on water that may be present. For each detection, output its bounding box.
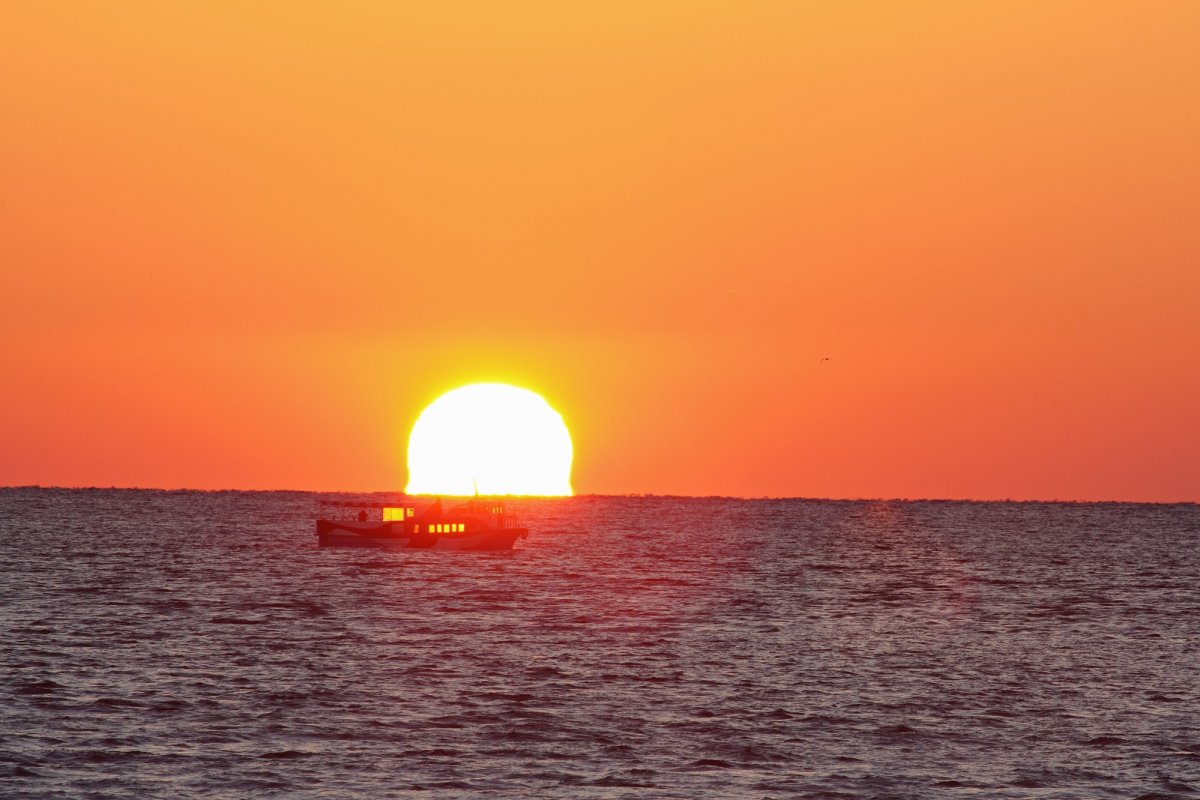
[405,384,573,496]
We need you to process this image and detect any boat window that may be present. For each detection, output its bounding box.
[456,523,463,532]
[414,524,419,533]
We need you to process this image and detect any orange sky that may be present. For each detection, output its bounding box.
[2,2,1198,501]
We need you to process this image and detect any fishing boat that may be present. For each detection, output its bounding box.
[315,498,528,550]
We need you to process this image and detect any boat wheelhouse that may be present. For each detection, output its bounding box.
[315,497,528,550]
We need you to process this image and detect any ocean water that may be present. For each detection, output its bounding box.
[1,489,1198,799]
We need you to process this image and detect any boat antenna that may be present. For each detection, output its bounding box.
[472,476,479,497]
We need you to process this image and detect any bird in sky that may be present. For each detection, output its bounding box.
[819,357,833,363]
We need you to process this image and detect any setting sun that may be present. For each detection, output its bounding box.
[405,384,573,496]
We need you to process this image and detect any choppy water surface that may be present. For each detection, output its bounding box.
[1,489,1198,798]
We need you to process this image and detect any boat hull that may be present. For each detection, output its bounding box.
[316,519,526,550]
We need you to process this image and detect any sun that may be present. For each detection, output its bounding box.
[405,383,573,496]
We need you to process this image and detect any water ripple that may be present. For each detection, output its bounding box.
[1,489,1197,798]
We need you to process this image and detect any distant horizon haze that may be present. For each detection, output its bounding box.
[1,485,1196,506]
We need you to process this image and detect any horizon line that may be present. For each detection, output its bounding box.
[0,484,1195,506]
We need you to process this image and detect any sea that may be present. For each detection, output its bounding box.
[1,488,1198,799]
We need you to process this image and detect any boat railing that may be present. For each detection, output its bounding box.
[316,498,522,528]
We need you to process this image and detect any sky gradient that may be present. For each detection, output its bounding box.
[2,2,1198,500]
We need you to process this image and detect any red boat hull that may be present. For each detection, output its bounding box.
[316,519,526,550]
